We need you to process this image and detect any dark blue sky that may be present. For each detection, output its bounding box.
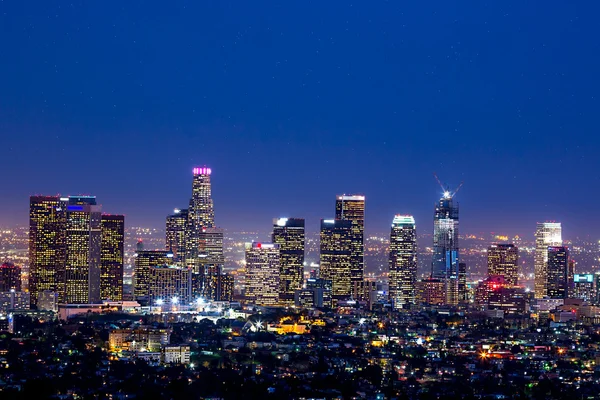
[1,1,599,238]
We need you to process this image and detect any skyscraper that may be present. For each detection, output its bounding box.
[547,246,569,299]
[335,195,365,285]
[186,167,215,267]
[319,219,353,301]
[534,222,562,299]
[487,244,519,286]
[218,273,234,302]
[100,214,124,301]
[272,218,305,304]
[148,265,193,307]
[65,196,102,304]
[166,208,188,262]
[196,227,225,297]
[29,196,67,305]
[388,215,417,309]
[0,262,21,292]
[134,250,172,302]
[245,242,280,306]
[432,192,459,305]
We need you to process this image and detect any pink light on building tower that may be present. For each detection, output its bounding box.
[193,167,212,175]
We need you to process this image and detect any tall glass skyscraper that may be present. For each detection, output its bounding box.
[335,195,365,285]
[487,243,519,286]
[272,218,305,304]
[65,196,102,304]
[432,192,459,305]
[100,214,125,301]
[29,196,68,305]
[166,208,188,262]
[534,222,562,299]
[245,242,280,306]
[389,215,417,309]
[186,167,216,268]
[319,219,353,301]
[547,246,569,299]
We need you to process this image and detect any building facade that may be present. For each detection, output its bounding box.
[388,215,417,309]
[572,274,595,302]
[415,278,445,305]
[244,242,280,306]
[0,262,21,292]
[319,219,353,301]
[185,167,215,270]
[100,214,124,301]
[487,244,519,286]
[134,250,172,302]
[272,218,305,304]
[534,222,562,299]
[165,208,188,262]
[29,196,67,305]
[148,265,192,307]
[432,193,459,305]
[547,246,569,299]
[335,195,365,286]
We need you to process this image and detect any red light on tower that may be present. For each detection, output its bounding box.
[256,243,262,248]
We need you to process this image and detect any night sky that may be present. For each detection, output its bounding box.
[2,2,600,238]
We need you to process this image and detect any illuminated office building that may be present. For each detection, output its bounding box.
[148,265,192,307]
[319,219,353,301]
[572,274,595,302]
[166,208,188,262]
[487,244,519,286]
[244,242,280,306]
[301,277,333,308]
[432,192,460,305]
[29,196,67,305]
[388,215,417,308]
[100,214,124,301]
[186,167,215,269]
[219,273,234,302]
[335,195,365,285]
[196,227,224,297]
[547,246,569,299]
[134,250,172,302]
[0,262,22,292]
[534,222,562,299]
[272,218,305,304]
[65,196,102,304]
[415,278,445,305]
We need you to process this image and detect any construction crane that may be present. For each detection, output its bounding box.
[433,173,463,199]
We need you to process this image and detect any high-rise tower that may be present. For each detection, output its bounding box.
[134,250,172,302]
[245,242,280,306]
[185,167,219,289]
[197,227,225,298]
[166,208,188,262]
[272,218,305,304]
[389,215,417,309]
[432,191,460,305]
[547,246,569,299]
[534,222,562,299]
[65,196,102,304]
[319,219,353,301]
[29,196,67,305]
[100,214,124,301]
[487,244,519,286]
[335,195,365,285]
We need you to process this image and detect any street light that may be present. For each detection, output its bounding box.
[156,299,164,306]
[172,297,179,304]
